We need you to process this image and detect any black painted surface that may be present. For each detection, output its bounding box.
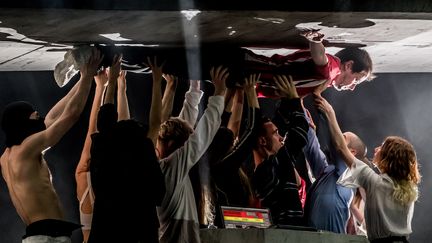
[1,0,432,12]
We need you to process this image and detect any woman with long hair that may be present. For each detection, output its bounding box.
[315,94,420,243]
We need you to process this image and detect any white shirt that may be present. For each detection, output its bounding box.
[337,158,416,240]
[157,95,224,243]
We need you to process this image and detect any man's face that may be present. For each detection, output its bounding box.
[262,122,284,156]
[333,62,368,91]
[156,137,172,160]
[29,111,40,120]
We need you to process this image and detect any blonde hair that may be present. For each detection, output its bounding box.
[377,136,421,205]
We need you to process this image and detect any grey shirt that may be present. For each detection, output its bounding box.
[337,158,417,240]
[157,95,224,243]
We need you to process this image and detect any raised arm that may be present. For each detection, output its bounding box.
[44,81,79,128]
[104,54,122,105]
[74,68,105,242]
[117,70,130,121]
[273,75,309,186]
[273,75,309,152]
[301,30,328,66]
[227,87,244,139]
[147,57,164,144]
[314,95,355,167]
[178,79,203,127]
[303,124,329,178]
[215,74,261,171]
[244,74,260,109]
[167,66,227,179]
[224,75,259,140]
[161,74,178,122]
[224,87,236,112]
[21,48,103,158]
[220,87,235,127]
[75,69,107,176]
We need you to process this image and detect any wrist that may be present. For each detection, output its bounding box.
[82,73,95,81]
[214,88,226,96]
[309,39,323,44]
[95,85,105,92]
[245,92,257,101]
[153,77,163,84]
[166,82,175,89]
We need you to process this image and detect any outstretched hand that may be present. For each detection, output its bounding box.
[163,74,178,88]
[243,73,260,92]
[94,68,108,87]
[210,66,229,96]
[274,75,299,99]
[243,73,260,108]
[145,56,165,83]
[314,94,335,118]
[81,48,104,78]
[108,54,122,80]
[300,29,325,43]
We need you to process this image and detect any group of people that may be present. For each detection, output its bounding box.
[0,31,420,243]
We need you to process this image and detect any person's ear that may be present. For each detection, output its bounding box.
[344,60,354,72]
[350,148,357,156]
[259,136,267,146]
[167,140,175,149]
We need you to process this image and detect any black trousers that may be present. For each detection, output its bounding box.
[23,219,81,239]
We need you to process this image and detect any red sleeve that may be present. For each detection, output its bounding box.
[298,178,307,209]
[315,54,341,82]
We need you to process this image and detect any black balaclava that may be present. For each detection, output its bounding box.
[1,101,46,147]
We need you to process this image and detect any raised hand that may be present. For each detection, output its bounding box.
[163,74,178,89]
[145,56,165,83]
[243,73,260,92]
[210,66,229,96]
[108,54,122,81]
[314,94,335,118]
[300,29,325,43]
[94,68,108,87]
[274,75,299,99]
[147,56,165,144]
[81,48,103,79]
[243,73,260,108]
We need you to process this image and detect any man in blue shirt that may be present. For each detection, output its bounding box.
[303,113,367,233]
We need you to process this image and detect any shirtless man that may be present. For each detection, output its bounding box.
[0,48,102,243]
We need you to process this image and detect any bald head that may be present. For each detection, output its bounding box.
[344,132,367,160]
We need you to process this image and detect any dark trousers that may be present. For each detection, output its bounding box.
[23,219,81,239]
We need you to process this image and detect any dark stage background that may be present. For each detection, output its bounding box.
[1,71,431,242]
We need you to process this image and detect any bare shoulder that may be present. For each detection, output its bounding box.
[1,135,45,174]
[0,149,9,167]
[18,130,49,159]
[2,145,44,182]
